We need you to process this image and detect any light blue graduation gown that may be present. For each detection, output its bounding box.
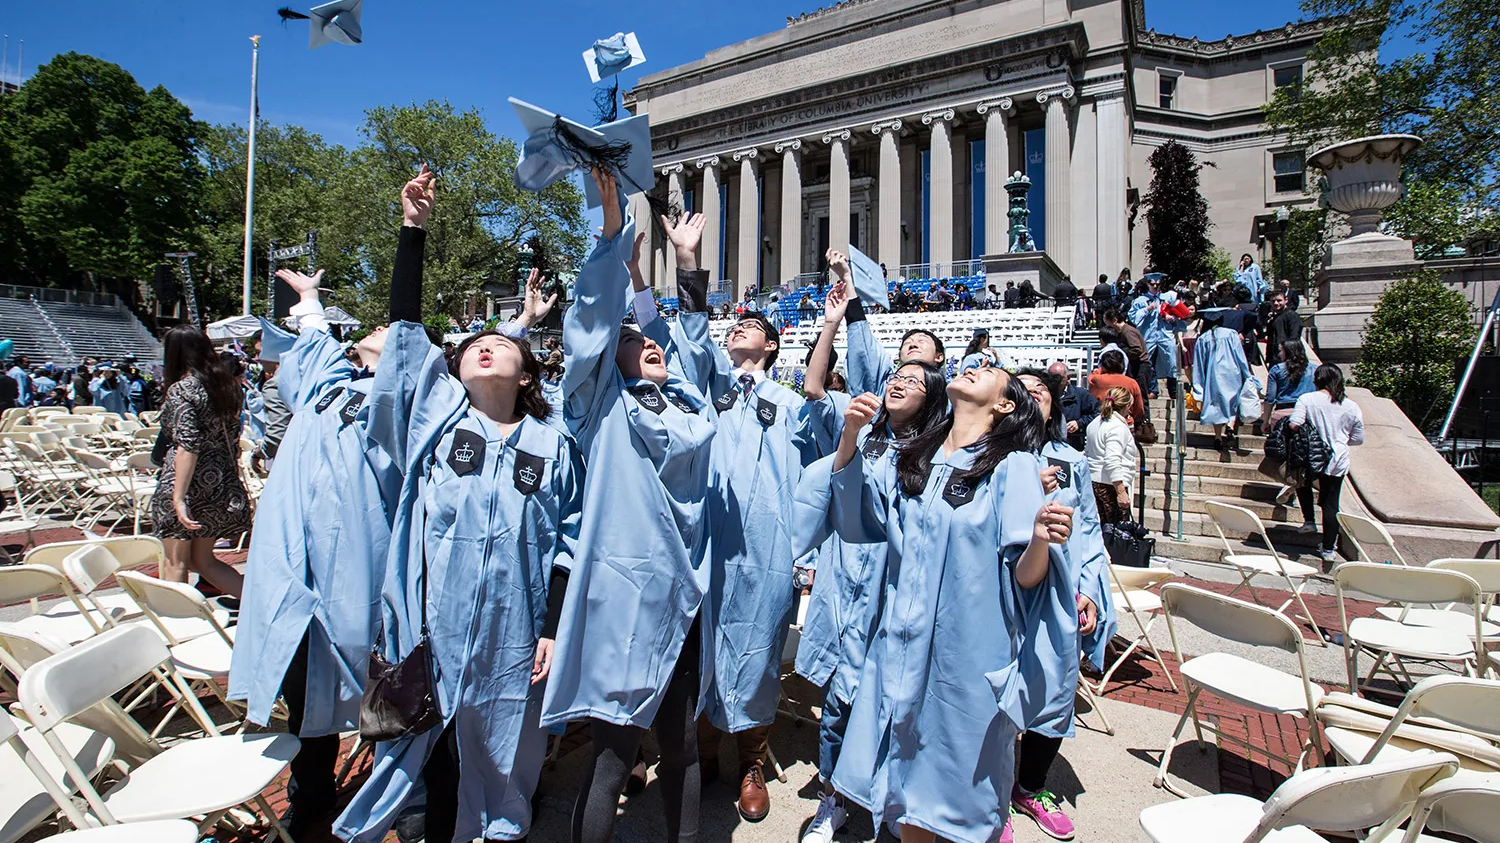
[791,409,892,708]
[1234,264,1267,304]
[1019,442,1116,739]
[89,379,131,416]
[333,321,582,843]
[827,447,1054,843]
[229,326,397,736]
[243,386,267,446]
[1129,293,1185,380]
[540,378,566,433]
[542,219,717,729]
[1193,325,1252,426]
[667,310,836,731]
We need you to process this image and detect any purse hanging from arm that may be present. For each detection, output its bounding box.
[358,543,440,741]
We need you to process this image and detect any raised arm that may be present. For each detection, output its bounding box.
[273,268,356,411]
[844,296,893,396]
[804,250,851,401]
[657,213,729,398]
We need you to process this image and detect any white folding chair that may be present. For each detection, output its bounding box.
[1096,565,1179,694]
[26,539,152,625]
[1317,675,1500,776]
[1334,562,1485,696]
[1337,512,1411,567]
[16,625,298,842]
[1418,558,1500,644]
[0,566,120,645]
[1154,584,1325,797]
[1399,771,1500,843]
[113,572,242,734]
[41,820,202,842]
[121,453,157,534]
[0,710,104,843]
[0,470,40,563]
[1206,500,1328,644]
[1139,751,1459,843]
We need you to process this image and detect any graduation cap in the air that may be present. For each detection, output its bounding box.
[257,317,297,363]
[583,32,646,84]
[277,0,363,49]
[846,245,891,311]
[511,99,655,209]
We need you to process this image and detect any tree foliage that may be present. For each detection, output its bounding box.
[1353,271,1476,430]
[1274,208,1329,295]
[1143,141,1214,282]
[0,53,201,293]
[1265,0,1500,254]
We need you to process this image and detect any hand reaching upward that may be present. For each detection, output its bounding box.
[661,212,707,272]
[402,163,436,229]
[517,269,558,329]
[823,278,850,326]
[275,268,325,302]
[826,249,850,283]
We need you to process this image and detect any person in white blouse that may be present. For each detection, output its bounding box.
[1289,364,1365,561]
[1085,386,1138,524]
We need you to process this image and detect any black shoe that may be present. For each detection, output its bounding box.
[393,809,426,843]
[280,803,333,841]
[625,756,649,795]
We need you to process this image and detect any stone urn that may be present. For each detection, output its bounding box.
[1309,134,1422,237]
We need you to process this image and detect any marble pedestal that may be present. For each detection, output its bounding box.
[981,251,1066,297]
[1312,232,1423,365]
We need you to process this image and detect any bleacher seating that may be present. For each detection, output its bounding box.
[0,288,161,365]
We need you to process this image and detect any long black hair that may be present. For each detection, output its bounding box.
[449,330,552,421]
[1315,363,1346,404]
[963,333,989,358]
[874,361,949,439]
[894,369,1043,497]
[1280,339,1309,388]
[162,325,242,420]
[1017,367,1066,444]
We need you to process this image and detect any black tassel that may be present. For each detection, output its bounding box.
[592,79,621,125]
[550,117,673,241]
[277,6,310,23]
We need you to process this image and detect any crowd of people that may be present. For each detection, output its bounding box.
[66,160,1368,843]
[0,354,159,414]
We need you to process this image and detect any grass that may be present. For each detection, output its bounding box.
[1483,485,1500,514]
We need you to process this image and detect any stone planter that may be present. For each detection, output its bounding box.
[1309,134,1422,237]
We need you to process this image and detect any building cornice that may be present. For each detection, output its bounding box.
[1132,18,1338,59]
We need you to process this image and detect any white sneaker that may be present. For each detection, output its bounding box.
[1298,521,1318,534]
[1275,484,1296,505]
[802,793,847,843]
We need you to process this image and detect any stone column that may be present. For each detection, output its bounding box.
[1094,88,1129,284]
[776,139,803,284]
[824,129,852,257]
[977,98,1013,255]
[1039,87,1074,274]
[922,109,956,272]
[697,155,722,283]
[630,191,654,291]
[733,148,759,299]
[661,163,686,290]
[871,120,903,277]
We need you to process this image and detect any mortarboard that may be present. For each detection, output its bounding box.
[510,98,609,193]
[847,245,891,311]
[579,114,655,208]
[308,0,362,49]
[583,32,646,84]
[257,317,297,363]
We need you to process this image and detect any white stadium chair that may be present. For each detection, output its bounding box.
[1333,562,1485,695]
[1337,512,1411,567]
[1399,772,1500,843]
[1205,500,1328,645]
[41,820,202,843]
[1096,565,1179,695]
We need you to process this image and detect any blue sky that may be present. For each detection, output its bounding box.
[2,0,1316,148]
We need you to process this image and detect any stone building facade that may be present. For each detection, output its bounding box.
[624,0,1327,299]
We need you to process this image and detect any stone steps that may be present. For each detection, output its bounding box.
[1142,457,1277,482]
[1154,533,1337,574]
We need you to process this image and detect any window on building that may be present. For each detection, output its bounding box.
[1273,152,1306,194]
[1158,72,1178,109]
[1273,64,1303,91]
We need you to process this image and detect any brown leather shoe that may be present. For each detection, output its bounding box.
[737,761,770,822]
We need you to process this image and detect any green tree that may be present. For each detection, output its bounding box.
[1143,141,1214,282]
[1271,208,1329,297]
[1265,0,1499,254]
[0,53,201,291]
[1354,271,1476,430]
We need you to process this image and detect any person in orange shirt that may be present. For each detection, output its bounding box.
[1087,345,1144,423]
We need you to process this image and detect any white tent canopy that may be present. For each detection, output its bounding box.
[205,315,260,341]
[323,306,361,329]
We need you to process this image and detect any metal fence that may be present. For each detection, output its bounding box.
[0,284,122,308]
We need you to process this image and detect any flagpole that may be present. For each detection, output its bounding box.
[241,35,261,316]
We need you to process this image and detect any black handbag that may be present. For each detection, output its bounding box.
[358,549,439,741]
[1103,521,1155,568]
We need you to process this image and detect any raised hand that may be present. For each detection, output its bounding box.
[823,278,850,326]
[517,268,559,329]
[844,392,881,431]
[275,268,325,298]
[402,163,436,228]
[826,248,850,282]
[1034,501,1074,545]
[661,212,707,271]
[593,168,623,242]
[628,231,649,293]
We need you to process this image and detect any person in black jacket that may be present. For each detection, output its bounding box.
[1049,360,1099,451]
[1263,290,1304,367]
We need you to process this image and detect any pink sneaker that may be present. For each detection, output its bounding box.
[1012,786,1076,840]
[998,814,1015,843]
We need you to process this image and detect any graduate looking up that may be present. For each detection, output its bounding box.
[334,166,579,843]
[543,169,717,843]
[659,209,839,824]
[839,257,946,395]
[825,363,1073,843]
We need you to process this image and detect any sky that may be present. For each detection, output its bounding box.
[0,0,1320,149]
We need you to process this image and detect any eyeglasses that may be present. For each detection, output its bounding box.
[888,373,927,392]
[728,322,765,338]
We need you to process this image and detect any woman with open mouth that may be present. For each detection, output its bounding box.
[822,361,1074,843]
[542,168,718,843]
[334,166,579,843]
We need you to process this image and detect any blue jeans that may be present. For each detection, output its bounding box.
[818,685,849,781]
